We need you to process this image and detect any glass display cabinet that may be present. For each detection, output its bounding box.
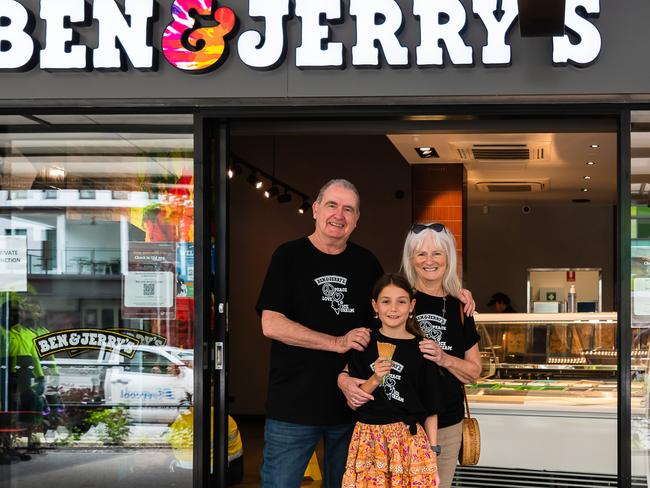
[464,312,649,486]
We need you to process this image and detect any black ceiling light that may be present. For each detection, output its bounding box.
[298,200,311,214]
[277,190,292,204]
[264,185,280,199]
[228,163,243,179]
[247,172,263,189]
[518,0,566,37]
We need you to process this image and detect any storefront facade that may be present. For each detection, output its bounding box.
[0,1,648,487]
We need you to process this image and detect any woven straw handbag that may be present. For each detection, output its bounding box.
[458,392,481,465]
[458,303,481,466]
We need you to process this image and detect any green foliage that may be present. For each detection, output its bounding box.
[87,406,131,445]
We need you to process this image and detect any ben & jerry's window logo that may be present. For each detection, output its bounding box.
[66,328,168,357]
[33,329,141,359]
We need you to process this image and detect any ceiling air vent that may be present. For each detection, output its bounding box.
[450,142,550,161]
[475,181,547,193]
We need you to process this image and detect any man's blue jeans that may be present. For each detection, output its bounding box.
[260,419,354,488]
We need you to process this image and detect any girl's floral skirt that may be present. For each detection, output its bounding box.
[342,421,438,488]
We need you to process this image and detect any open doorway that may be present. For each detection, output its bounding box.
[226,114,618,487]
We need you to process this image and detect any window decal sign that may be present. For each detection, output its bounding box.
[33,328,141,359]
[0,0,602,73]
[0,236,27,292]
[66,328,167,357]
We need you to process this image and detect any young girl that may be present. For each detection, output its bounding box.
[341,273,441,488]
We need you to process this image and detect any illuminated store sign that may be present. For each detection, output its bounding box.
[0,0,601,72]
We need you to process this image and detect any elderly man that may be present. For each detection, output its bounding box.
[257,179,474,487]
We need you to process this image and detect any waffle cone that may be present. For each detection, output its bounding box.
[377,341,396,359]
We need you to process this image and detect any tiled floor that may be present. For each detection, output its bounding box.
[233,416,323,488]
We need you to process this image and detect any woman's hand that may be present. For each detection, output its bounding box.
[419,339,448,367]
[372,357,393,383]
[338,372,374,409]
[458,288,476,316]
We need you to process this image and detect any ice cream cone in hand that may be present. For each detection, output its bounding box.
[376,341,396,359]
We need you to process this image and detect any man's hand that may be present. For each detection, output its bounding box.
[335,327,371,353]
[338,373,373,409]
[458,288,476,316]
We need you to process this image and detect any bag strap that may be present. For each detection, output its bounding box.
[459,301,472,419]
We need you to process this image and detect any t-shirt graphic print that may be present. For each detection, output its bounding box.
[416,313,447,348]
[315,275,355,315]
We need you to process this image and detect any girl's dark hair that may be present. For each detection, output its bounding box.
[372,273,422,338]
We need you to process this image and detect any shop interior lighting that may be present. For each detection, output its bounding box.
[228,164,243,179]
[264,185,280,199]
[277,191,292,204]
[583,176,592,180]
[231,154,309,213]
[586,161,596,165]
[590,144,600,148]
[415,146,439,158]
[581,188,589,192]
[247,172,263,189]
[298,200,311,214]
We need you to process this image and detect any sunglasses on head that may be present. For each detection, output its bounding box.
[410,223,446,234]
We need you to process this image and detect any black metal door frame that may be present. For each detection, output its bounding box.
[194,115,229,488]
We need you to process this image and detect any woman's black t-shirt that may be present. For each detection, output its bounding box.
[347,330,441,427]
[414,293,480,428]
[256,237,384,425]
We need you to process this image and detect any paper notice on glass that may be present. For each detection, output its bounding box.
[633,277,650,315]
[122,242,177,319]
[0,236,27,292]
[124,272,174,308]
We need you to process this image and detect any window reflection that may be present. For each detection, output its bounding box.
[0,126,194,487]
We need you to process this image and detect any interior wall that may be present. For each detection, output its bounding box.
[228,134,411,415]
[465,204,615,314]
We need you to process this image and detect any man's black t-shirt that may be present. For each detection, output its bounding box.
[256,237,384,425]
[348,330,441,427]
[414,293,480,428]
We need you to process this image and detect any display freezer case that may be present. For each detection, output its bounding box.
[467,312,649,485]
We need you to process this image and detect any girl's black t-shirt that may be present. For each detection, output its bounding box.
[256,237,384,425]
[348,330,441,427]
[414,292,480,428]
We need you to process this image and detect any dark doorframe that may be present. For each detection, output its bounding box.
[193,116,230,488]
[617,109,632,488]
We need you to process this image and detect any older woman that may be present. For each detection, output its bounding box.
[402,222,481,488]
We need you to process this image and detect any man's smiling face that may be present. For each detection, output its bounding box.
[312,184,360,245]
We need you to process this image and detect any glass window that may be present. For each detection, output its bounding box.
[0,118,194,487]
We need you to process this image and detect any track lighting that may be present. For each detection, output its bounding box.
[232,153,309,216]
[247,172,263,189]
[277,191,292,204]
[264,185,280,199]
[298,200,311,214]
[228,164,243,179]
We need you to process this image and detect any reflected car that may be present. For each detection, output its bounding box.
[43,344,193,424]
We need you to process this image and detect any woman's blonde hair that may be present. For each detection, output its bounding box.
[400,223,462,298]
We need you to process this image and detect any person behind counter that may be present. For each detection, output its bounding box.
[487,292,516,313]
[400,222,481,488]
[342,274,441,488]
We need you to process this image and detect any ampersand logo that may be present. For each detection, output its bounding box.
[162,0,236,73]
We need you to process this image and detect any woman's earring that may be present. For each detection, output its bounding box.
[409,312,414,319]
[374,313,378,319]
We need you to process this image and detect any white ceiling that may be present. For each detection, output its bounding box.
[388,131,617,205]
